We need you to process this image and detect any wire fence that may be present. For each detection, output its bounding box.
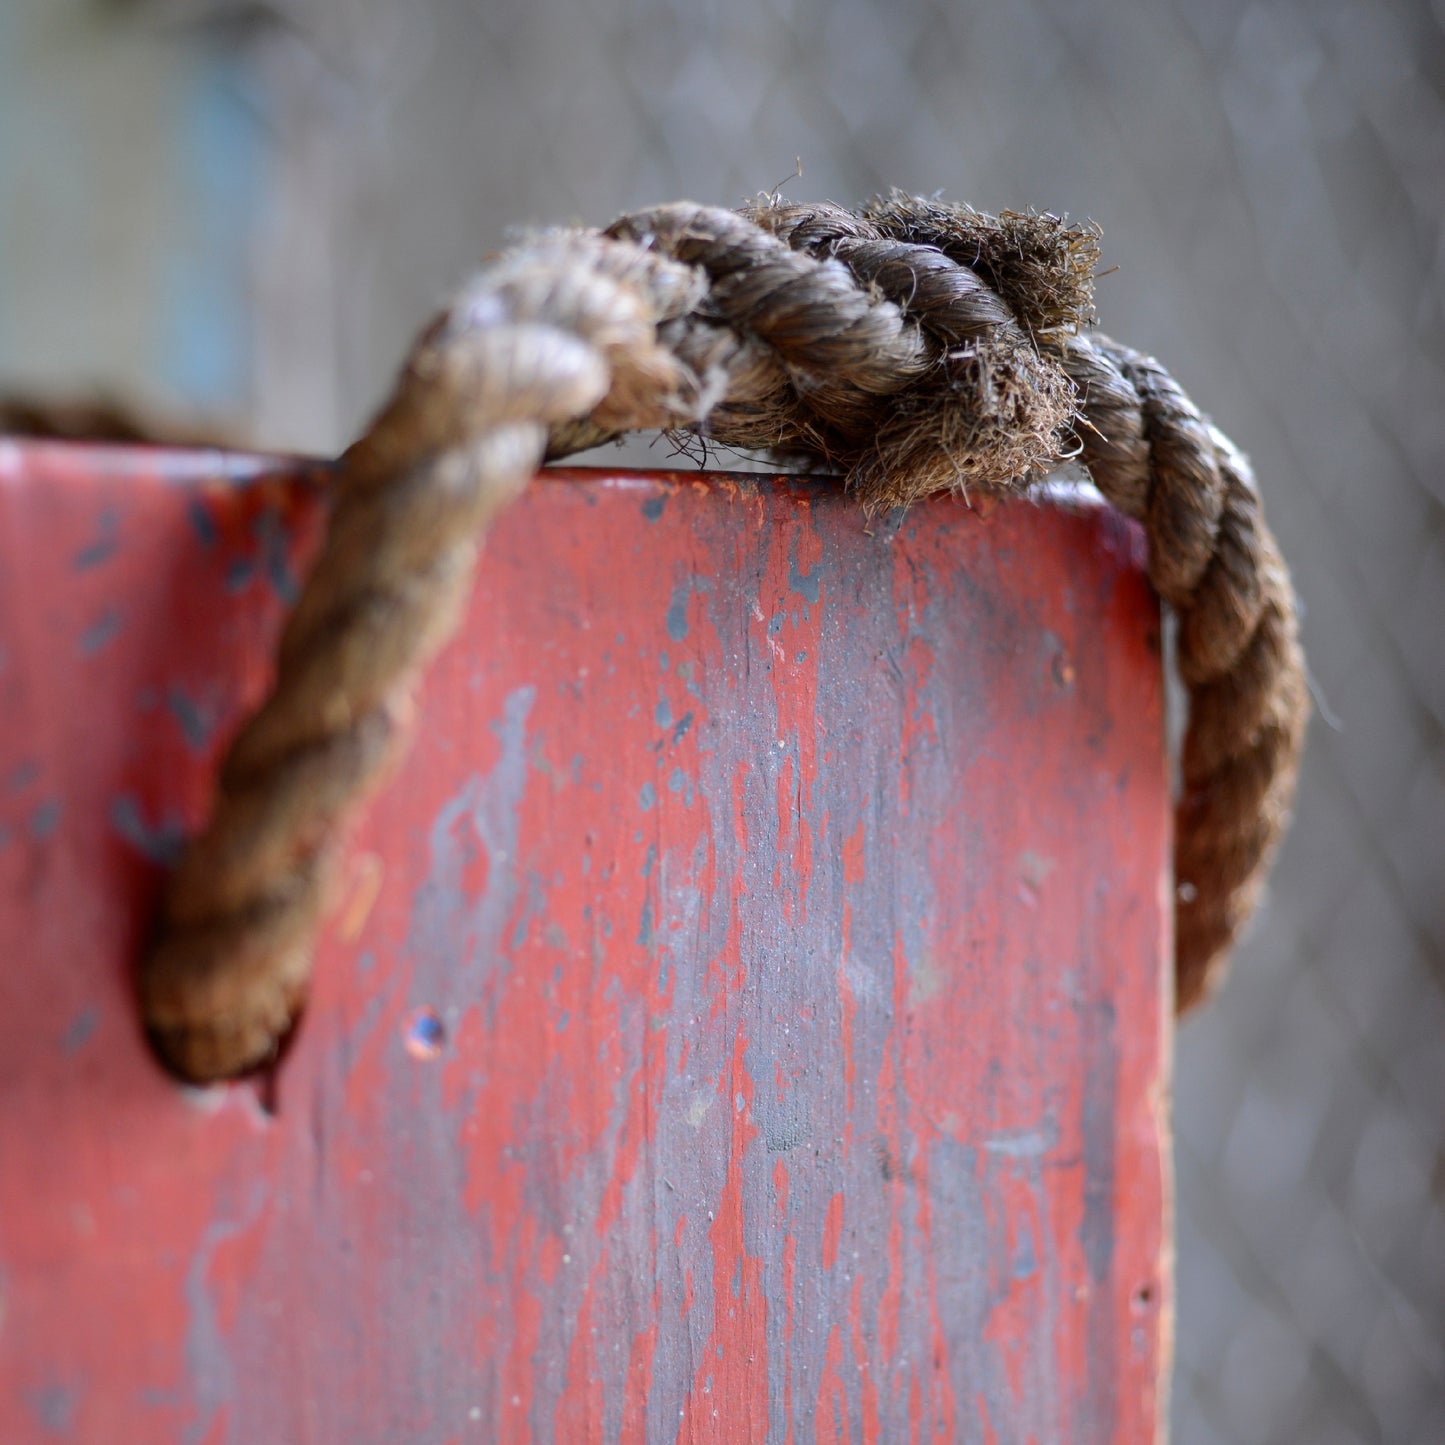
[7,0,1444,1438]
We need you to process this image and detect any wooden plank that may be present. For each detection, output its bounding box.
[0,439,1170,1443]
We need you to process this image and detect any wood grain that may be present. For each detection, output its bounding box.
[0,441,1170,1443]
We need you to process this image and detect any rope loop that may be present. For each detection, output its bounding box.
[141,194,1308,1081]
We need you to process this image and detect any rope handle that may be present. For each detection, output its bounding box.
[140,195,1308,1082]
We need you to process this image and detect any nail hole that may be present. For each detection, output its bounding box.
[405,1007,446,1060]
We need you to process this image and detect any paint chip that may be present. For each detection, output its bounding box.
[79,607,124,656]
[109,794,186,865]
[28,799,61,840]
[60,1006,100,1057]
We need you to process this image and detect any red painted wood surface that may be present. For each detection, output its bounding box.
[0,439,1170,1444]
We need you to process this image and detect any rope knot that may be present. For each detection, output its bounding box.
[142,193,1306,1081]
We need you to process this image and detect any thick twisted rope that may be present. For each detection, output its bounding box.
[141,195,1307,1082]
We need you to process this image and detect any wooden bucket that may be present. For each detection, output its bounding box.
[0,440,1169,1442]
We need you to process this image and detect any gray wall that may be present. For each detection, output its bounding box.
[4,1,1442,1440]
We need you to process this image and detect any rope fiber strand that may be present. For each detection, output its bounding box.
[140,194,1308,1083]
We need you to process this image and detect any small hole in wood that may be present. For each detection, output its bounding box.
[404,1007,446,1060]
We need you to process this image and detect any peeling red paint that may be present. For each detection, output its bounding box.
[0,444,1169,1442]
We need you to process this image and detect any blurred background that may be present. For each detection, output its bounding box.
[2,0,1442,1439]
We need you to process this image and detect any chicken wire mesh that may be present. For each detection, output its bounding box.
[3,0,1444,1439]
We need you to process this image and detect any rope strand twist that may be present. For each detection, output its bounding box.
[141,194,1308,1083]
